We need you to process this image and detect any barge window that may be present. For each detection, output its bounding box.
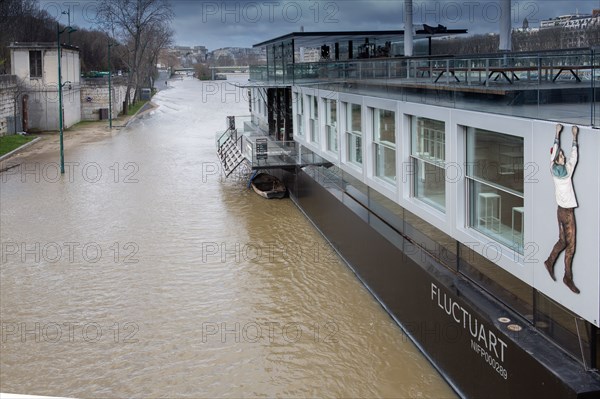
[345,103,362,165]
[466,128,524,254]
[325,98,338,152]
[310,95,319,143]
[373,108,396,184]
[295,93,304,137]
[410,117,446,212]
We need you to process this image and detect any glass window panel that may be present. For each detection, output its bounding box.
[297,114,304,136]
[412,117,445,162]
[296,93,304,136]
[311,119,319,143]
[347,133,362,165]
[468,179,524,252]
[29,50,42,78]
[325,99,337,152]
[375,143,396,183]
[345,103,362,165]
[347,103,362,133]
[374,109,395,145]
[326,98,337,125]
[467,128,524,195]
[372,108,396,184]
[466,127,524,252]
[310,95,319,143]
[327,125,338,152]
[413,158,445,212]
[411,116,446,212]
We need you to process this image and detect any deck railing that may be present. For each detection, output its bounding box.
[250,48,600,126]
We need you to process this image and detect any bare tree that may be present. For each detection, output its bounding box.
[137,23,173,90]
[193,63,211,80]
[97,0,174,106]
[0,0,53,73]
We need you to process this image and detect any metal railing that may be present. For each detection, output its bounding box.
[240,137,327,169]
[215,115,253,149]
[250,48,600,126]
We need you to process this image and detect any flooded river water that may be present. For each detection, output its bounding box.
[0,77,456,398]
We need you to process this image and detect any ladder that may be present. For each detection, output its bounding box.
[217,131,245,177]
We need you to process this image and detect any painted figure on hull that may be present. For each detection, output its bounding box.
[544,124,580,294]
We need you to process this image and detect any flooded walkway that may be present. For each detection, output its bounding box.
[0,76,456,398]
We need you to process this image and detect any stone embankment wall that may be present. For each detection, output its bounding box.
[80,77,130,121]
[0,75,18,136]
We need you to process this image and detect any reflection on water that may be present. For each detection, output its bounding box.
[0,77,456,398]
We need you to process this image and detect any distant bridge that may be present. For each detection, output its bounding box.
[172,66,249,80]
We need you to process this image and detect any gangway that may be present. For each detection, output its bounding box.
[215,116,329,177]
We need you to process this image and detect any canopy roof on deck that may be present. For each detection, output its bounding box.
[252,28,468,49]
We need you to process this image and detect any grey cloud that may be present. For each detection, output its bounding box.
[36,0,600,49]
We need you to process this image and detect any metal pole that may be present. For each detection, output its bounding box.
[57,23,65,174]
[67,10,71,44]
[404,0,414,57]
[108,41,112,129]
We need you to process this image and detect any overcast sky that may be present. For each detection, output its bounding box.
[40,0,600,50]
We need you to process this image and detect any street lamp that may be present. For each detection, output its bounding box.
[57,22,77,174]
[61,10,71,44]
[108,39,118,129]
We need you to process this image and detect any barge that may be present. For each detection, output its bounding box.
[217,24,600,398]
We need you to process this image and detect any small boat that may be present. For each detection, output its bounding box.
[251,173,287,199]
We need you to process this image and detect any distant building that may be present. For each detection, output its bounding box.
[540,12,599,29]
[513,17,539,34]
[9,42,81,132]
[207,47,266,65]
[167,45,208,67]
[540,10,600,47]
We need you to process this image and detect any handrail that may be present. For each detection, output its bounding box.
[250,47,600,126]
[250,48,598,83]
[216,127,234,148]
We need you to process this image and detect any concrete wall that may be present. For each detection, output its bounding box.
[0,75,17,136]
[80,78,128,121]
[24,86,80,131]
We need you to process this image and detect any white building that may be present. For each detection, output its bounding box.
[540,12,600,29]
[10,42,81,132]
[539,10,600,47]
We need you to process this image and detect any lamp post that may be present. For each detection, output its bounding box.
[108,39,117,129]
[57,22,76,174]
[61,10,71,44]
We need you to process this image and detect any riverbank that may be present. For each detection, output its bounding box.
[0,101,157,166]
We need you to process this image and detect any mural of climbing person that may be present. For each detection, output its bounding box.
[544,124,580,294]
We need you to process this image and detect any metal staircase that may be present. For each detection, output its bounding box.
[216,116,246,177]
